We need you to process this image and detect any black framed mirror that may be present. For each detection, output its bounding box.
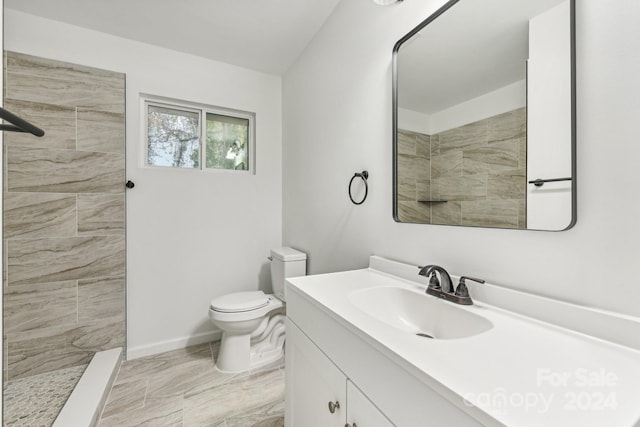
[392,0,576,230]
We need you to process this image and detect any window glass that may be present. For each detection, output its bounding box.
[206,113,250,171]
[147,105,200,168]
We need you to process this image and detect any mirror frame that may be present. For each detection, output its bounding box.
[392,0,577,231]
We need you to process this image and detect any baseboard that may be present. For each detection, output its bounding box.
[126,330,222,360]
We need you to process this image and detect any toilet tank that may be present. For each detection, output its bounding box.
[270,247,307,301]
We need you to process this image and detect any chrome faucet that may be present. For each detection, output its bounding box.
[418,265,484,305]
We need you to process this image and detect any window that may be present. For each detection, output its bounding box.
[143,96,254,173]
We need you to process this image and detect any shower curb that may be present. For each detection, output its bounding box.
[53,347,123,427]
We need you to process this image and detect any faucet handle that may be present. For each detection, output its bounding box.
[454,276,485,297]
[428,271,441,290]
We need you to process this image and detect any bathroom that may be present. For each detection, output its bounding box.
[1,0,639,425]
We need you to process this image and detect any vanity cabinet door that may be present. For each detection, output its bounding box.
[286,320,346,427]
[346,380,395,427]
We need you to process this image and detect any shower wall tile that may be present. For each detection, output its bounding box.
[3,98,76,149]
[416,179,431,201]
[3,281,77,333]
[77,194,125,236]
[78,276,125,323]
[6,319,125,380]
[463,139,520,175]
[397,154,414,183]
[3,51,127,381]
[461,199,520,228]
[7,236,125,286]
[397,130,416,155]
[397,201,431,223]
[431,174,486,201]
[519,199,527,228]
[431,201,462,226]
[431,151,462,179]
[416,133,430,159]
[77,109,125,153]
[5,51,125,114]
[432,120,487,155]
[488,108,526,143]
[397,176,415,202]
[6,146,124,193]
[3,193,76,239]
[487,169,526,199]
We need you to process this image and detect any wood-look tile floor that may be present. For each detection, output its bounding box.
[98,342,284,427]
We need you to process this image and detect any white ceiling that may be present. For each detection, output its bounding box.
[4,0,343,76]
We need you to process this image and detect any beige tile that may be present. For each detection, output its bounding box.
[99,395,183,427]
[432,201,462,226]
[463,139,520,175]
[519,199,527,229]
[3,98,76,149]
[78,276,125,323]
[6,146,124,193]
[77,109,125,153]
[101,378,148,419]
[487,169,526,200]
[413,156,430,182]
[224,399,285,427]
[416,179,430,202]
[7,235,125,286]
[6,51,125,114]
[397,201,431,223]
[77,194,125,236]
[518,137,527,169]
[3,192,76,239]
[397,176,415,202]
[7,319,124,380]
[461,199,520,228]
[396,154,414,182]
[146,358,230,400]
[431,151,462,179]
[416,133,430,159]
[487,107,526,143]
[431,174,486,201]
[433,119,487,155]
[183,368,284,426]
[116,344,213,386]
[4,281,77,333]
[397,129,416,155]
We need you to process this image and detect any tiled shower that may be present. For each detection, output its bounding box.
[397,107,527,228]
[3,51,126,424]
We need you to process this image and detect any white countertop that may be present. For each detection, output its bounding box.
[286,257,640,427]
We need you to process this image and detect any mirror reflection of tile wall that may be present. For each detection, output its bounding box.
[397,107,526,228]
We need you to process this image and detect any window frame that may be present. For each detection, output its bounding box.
[141,95,256,174]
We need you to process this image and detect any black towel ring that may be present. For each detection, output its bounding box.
[349,170,369,205]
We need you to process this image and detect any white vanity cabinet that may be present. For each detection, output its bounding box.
[286,319,394,427]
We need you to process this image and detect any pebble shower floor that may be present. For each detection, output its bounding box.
[3,365,87,426]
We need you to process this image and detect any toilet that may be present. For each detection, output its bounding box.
[208,247,307,373]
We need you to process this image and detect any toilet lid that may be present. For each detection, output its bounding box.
[210,291,270,313]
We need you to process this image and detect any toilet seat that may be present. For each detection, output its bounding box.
[210,291,270,313]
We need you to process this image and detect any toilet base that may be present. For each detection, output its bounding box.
[215,315,286,373]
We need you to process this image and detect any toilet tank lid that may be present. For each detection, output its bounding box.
[210,291,269,313]
[271,247,307,261]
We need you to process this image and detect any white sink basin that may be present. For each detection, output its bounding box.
[348,286,493,339]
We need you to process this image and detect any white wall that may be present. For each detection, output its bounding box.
[283,0,640,318]
[5,9,283,358]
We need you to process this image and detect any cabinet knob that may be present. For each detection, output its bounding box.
[328,400,341,414]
